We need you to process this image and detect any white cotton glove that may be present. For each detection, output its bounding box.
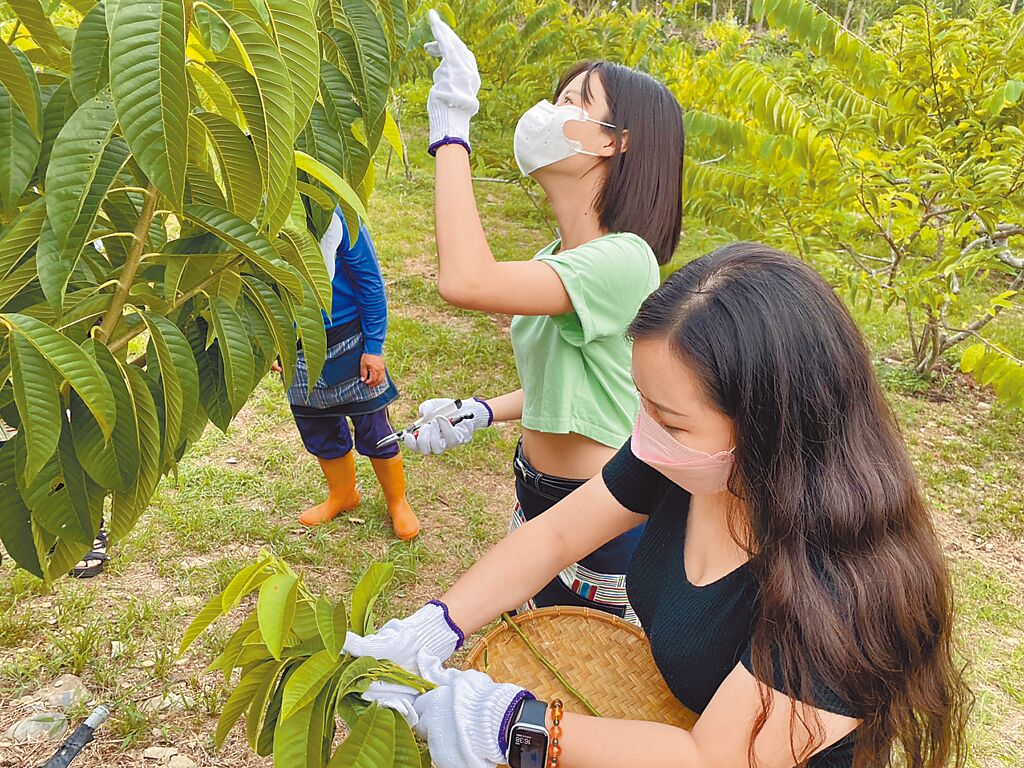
[343,601,464,675]
[404,397,493,455]
[414,654,534,768]
[424,9,481,153]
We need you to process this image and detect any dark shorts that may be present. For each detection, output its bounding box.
[291,407,399,460]
[510,441,644,623]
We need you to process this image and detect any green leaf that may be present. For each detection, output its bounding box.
[108,364,161,544]
[191,111,263,223]
[0,42,41,138]
[315,596,347,658]
[70,1,110,104]
[53,420,103,545]
[179,591,228,656]
[8,0,68,67]
[318,59,369,184]
[140,312,200,465]
[349,562,395,636]
[216,660,282,750]
[391,709,422,768]
[258,663,296,756]
[40,89,127,309]
[272,697,317,768]
[221,555,275,612]
[294,150,369,228]
[382,110,404,160]
[259,572,299,660]
[193,328,234,432]
[326,702,395,768]
[282,277,327,396]
[264,0,319,134]
[71,339,139,492]
[0,76,41,215]
[0,313,115,439]
[242,276,298,387]
[0,197,45,282]
[959,343,986,373]
[108,0,189,209]
[246,659,287,749]
[210,7,295,231]
[185,203,305,300]
[278,225,332,312]
[9,332,61,484]
[0,437,44,578]
[281,648,344,720]
[209,296,256,410]
[333,655,377,698]
[324,1,390,151]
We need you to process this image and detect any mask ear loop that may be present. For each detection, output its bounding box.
[565,110,618,157]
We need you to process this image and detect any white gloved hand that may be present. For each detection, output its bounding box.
[414,654,534,768]
[404,397,493,455]
[342,601,464,676]
[424,9,481,153]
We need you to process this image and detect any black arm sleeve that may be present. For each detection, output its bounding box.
[601,438,670,516]
[739,643,859,718]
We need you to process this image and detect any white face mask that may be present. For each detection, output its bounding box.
[512,99,616,176]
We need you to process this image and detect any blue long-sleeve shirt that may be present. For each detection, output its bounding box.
[319,209,388,355]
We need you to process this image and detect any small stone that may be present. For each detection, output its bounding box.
[5,712,67,743]
[167,756,197,768]
[140,692,195,714]
[348,517,365,524]
[143,746,179,760]
[975,537,983,544]
[985,543,993,552]
[38,674,91,711]
[110,641,126,658]
[977,402,991,411]
[226,457,238,465]
[140,659,156,669]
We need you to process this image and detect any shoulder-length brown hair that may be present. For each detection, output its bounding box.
[555,61,684,266]
[629,243,971,767]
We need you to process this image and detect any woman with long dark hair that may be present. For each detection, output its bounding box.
[346,243,970,768]
[393,11,685,620]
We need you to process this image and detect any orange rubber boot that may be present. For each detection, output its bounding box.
[369,455,419,540]
[299,452,361,526]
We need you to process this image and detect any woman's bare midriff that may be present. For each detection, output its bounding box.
[520,427,617,481]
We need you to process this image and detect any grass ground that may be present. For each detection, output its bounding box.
[1,132,1022,767]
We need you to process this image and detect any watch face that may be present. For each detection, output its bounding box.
[508,727,548,768]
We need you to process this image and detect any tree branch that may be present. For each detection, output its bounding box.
[96,184,159,342]
[939,268,1024,351]
[107,253,247,354]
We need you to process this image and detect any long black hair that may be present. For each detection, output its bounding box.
[555,61,684,266]
[629,243,970,767]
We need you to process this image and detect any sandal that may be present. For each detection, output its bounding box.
[70,529,108,579]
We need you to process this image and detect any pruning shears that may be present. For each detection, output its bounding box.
[376,399,471,449]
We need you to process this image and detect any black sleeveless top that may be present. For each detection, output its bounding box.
[603,441,857,767]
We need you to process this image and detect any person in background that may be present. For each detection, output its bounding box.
[399,11,685,621]
[286,208,418,540]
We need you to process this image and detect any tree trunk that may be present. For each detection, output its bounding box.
[712,0,718,22]
[843,0,854,28]
[631,0,639,11]
[745,0,752,25]
[857,6,867,35]
[1010,0,1018,14]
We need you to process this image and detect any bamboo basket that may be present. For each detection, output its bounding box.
[463,606,697,732]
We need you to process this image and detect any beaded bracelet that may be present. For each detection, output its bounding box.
[547,699,564,767]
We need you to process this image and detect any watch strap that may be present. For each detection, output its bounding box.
[518,698,548,728]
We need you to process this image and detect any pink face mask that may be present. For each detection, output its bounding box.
[631,406,735,495]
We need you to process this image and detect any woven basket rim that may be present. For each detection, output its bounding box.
[464,606,648,668]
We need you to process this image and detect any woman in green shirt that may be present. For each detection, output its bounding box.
[402,12,684,620]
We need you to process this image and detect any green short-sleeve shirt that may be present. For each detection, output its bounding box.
[510,232,660,448]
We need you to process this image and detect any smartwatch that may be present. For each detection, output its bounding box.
[506,699,549,768]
